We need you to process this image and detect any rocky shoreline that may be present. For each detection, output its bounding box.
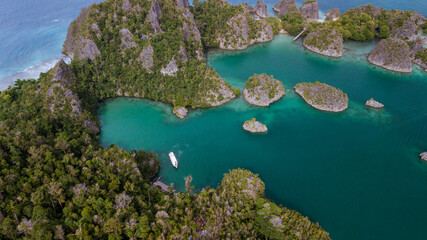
[243,118,268,133]
[366,99,384,108]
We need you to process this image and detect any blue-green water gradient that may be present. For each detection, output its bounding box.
[99,35,427,240]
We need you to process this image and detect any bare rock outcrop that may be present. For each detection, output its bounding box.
[273,0,300,16]
[120,28,137,48]
[146,0,163,34]
[173,107,188,119]
[300,0,319,21]
[365,99,384,108]
[368,38,413,73]
[420,152,427,161]
[243,118,268,133]
[303,28,343,57]
[160,58,179,76]
[325,8,340,21]
[243,74,285,106]
[63,8,100,60]
[253,1,268,19]
[294,82,348,112]
[138,45,154,73]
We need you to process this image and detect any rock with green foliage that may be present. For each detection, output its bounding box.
[303,27,343,57]
[243,73,285,106]
[325,8,340,21]
[294,82,349,112]
[217,13,273,50]
[368,38,413,73]
[300,0,319,21]
[63,0,235,109]
[273,0,300,17]
[414,48,427,72]
[243,118,268,133]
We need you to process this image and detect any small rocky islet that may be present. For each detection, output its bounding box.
[294,82,349,112]
[243,73,285,106]
[243,118,268,133]
[365,99,384,108]
[420,152,427,161]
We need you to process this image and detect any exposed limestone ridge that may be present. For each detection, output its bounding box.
[173,106,188,119]
[45,61,82,118]
[420,152,427,161]
[138,44,154,73]
[273,0,300,16]
[253,1,268,19]
[243,118,268,133]
[63,8,100,60]
[300,0,319,21]
[325,8,340,21]
[181,7,202,44]
[52,59,75,86]
[146,0,163,34]
[294,82,349,112]
[303,28,343,57]
[160,58,179,76]
[368,38,413,73]
[218,14,273,50]
[243,73,285,107]
[365,98,384,108]
[120,28,137,48]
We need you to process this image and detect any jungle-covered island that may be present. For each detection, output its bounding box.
[0,0,426,239]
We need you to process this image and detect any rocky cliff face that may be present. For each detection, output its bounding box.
[63,8,100,60]
[253,1,268,19]
[300,0,319,21]
[325,8,340,21]
[218,14,273,50]
[368,38,413,73]
[42,60,99,133]
[273,0,300,16]
[303,28,343,57]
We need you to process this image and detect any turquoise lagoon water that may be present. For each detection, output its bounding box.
[99,35,427,240]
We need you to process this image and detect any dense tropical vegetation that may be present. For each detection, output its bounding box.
[0,0,332,239]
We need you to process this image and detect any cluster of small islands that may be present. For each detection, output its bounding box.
[0,0,426,239]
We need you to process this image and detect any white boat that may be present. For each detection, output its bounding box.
[168,152,178,168]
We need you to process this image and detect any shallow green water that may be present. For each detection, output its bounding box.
[99,35,427,240]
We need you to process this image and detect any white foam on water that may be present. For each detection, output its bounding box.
[0,55,70,90]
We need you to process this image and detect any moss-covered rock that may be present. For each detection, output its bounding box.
[243,118,268,133]
[368,38,413,73]
[294,82,348,112]
[243,73,285,106]
[303,27,343,57]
